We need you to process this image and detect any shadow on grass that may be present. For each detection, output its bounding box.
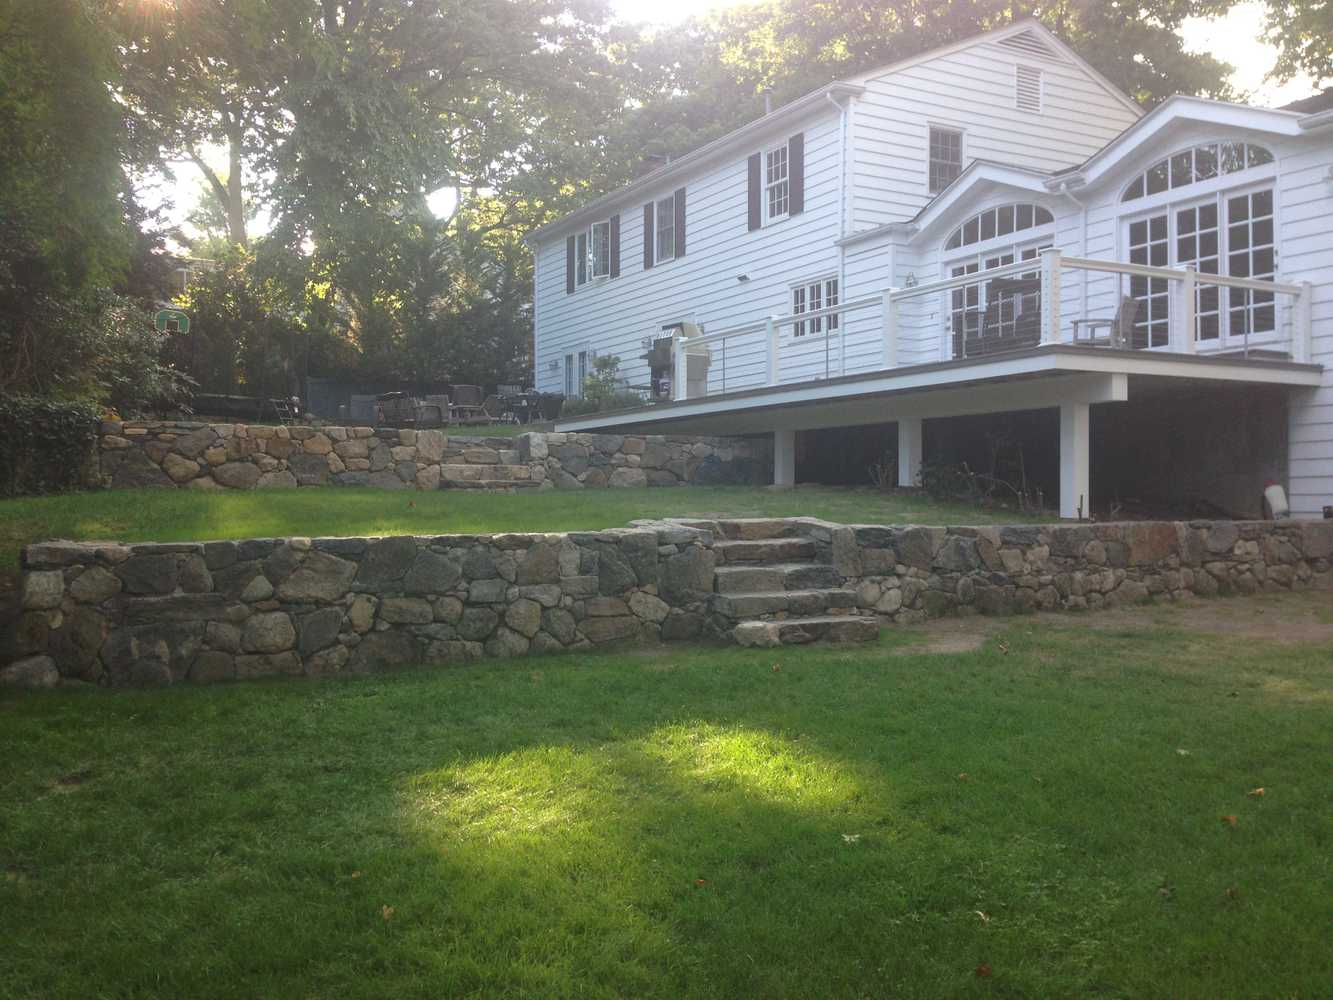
[2,609,1332,998]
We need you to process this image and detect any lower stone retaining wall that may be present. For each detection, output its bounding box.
[97,421,769,491]
[4,518,1329,689]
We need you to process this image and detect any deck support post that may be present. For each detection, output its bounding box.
[773,428,796,488]
[1059,401,1090,520]
[897,417,923,488]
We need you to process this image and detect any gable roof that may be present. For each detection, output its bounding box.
[844,18,1143,120]
[527,19,1141,246]
[1280,88,1333,114]
[1055,94,1308,191]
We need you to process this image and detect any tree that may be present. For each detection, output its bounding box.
[1264,2,1332,85]
[606,0,1240,174]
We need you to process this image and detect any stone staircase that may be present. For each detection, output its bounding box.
[679,519,880,648]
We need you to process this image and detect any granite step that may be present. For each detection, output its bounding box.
[712,537,816,563]
[676,518,801,541]
[714,563,843,593]
[733,614,880,648]
[440,478,542,491]
[712,588,859,620]
[439,464,533,484]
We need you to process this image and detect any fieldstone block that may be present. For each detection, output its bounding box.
[117,554,178,595]
[660,546,715,603]
[178,555,213,594]
[505,598,543,638]
[236,652,302,678]
[405,550,462,595]
[242,612,296,653]
[22,570,65,609]
[162,452,201,483]
[458,607,499,641]
[298,608,344,655]
[629,591,670,622]
[214,462,262,489]
[379,597,433,624]
[468,578,509,604]
[190,651,236,683]
[356,536,419,585]
[348,594,377,633]
[1,655,60,689]
[579,616,641,644]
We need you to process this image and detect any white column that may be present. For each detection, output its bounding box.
[881,291,898,369]
[1040,247,1062,345]
[766,317,780,386]
[1059,401,1090,520]
[773,428,796,488]
[897,417,922,488]
[672,333,687,402]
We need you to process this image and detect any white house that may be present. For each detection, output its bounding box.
[525,20,1332,519]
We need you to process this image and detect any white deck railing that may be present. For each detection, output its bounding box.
[670,249,1314,402]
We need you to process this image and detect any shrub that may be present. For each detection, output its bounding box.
[0,395,102,497]
[561,356,646,416]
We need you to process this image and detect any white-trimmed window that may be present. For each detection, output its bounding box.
[764,143,789,223]
[590,221,610,279]
[1122,184,1276,348]
[792,277,839,338]
[655,194,676,263]
[1121,142,1274,203]
[929,126,963,194]
[574,220,611,288]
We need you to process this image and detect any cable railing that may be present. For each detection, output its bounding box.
[667,249,1314,403]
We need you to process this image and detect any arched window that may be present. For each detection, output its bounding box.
[1121,142,1274,202]
[945,203,1054,251]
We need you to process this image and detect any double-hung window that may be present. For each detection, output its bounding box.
[574,231,588,287]
[655,194,676,263]
[589,221,610,280]
[764,143,789,223]
[929,126,963,194]
[793,277,839,337]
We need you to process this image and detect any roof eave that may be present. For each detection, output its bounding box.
[524,82,863,246]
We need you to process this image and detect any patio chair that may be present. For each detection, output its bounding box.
[450,384,488,424]
[1071,296,1139,348]
[423,394,452,427]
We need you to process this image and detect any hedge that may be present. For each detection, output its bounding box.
[0,395,102,497]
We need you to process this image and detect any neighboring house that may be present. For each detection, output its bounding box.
[525,20,1332,518]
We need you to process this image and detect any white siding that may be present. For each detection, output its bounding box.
[849,39,1139,232]
[532,107,844,399]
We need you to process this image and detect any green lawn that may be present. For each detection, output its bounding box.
[2,593,1330,998]
[0,486,1044,591]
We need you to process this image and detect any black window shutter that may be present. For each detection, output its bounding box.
[565,235,576,294]
[642,202,654,269]
[747,153,762,231]
[788,132,805,216]
[673,187,686,257]
[609,213,620,278]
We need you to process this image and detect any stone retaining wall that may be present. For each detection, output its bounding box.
[4,518,1329,689]
[97,421,769,491]
[793,517,1333,620]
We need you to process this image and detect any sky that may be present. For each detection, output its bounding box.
[162,1,1317,243]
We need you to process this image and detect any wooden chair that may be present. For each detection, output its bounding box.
[1071,296,1139,348]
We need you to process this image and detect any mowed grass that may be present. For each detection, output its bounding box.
[0,486,1046,590]
[2,594,1330,998]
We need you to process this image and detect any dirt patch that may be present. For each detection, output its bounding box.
[888,591,1333,653]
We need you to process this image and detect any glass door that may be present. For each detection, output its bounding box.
[1174,200,1221,343]
[1127,213,1170,348]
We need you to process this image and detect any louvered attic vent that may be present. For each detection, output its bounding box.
[998,29,1059,60]
[1015,64,1043,112]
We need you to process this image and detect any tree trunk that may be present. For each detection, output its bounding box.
[226,122,247,247]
